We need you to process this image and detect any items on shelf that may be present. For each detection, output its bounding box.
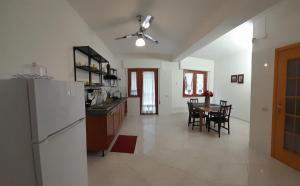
[73,46,120,88]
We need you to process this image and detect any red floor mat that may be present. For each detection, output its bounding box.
[111,135,137,154]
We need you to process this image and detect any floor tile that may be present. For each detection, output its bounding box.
[88,113,300,186]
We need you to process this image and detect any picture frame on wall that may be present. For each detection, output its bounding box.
[231,75,237,83]
[238,74,244,84]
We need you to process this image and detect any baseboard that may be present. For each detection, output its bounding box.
[231,116,250,123]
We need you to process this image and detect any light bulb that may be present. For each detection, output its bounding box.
[135,38,145,47]
[142,22,150,29]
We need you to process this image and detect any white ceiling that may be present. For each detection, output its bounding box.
[67,0,281,60]
[191,22,253,61]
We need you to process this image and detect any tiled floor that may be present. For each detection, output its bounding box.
[88,113,300,186]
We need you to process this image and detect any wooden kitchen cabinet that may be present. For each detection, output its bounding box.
[86,99,127,156]
[113,106,120,135]
[107,112,114,147]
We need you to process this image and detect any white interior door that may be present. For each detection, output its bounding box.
[33,120,88,186]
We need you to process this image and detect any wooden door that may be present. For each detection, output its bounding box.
[272,43,300,171]
[128,69,159,115]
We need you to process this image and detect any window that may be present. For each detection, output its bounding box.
[183,70,207,97]
[130,72,137,96]
[128,70,139,97]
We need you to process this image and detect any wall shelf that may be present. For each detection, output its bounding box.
[74,46,109,64]
[73,46,108,86]
[76,65,107,75]
[73,45,120,88]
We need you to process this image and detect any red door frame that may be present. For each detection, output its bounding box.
[128,68,159,115]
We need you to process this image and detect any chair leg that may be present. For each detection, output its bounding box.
[192,117,195,130]
[206,117,210,131]
[188,115,191,126]
[218,122,221,138]
[199,118,203,132]
[228,121,230,134]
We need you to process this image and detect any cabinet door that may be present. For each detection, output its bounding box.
[119,104,123,125]
[125,100,128,115]
[86,116,107,152]
[122,102,125,120]
[113,107,120,135]
[107,112,114,147]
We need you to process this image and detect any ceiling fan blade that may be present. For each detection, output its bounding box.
[115,33,137,40]
[141,15,154,30]
[144,34,159,44]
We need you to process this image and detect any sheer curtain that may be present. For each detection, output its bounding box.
[184,72,193,95]
[196,74,204,95]
[142,71,156,114]
[130,72,137,96]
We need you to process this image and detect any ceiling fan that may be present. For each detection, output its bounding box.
[115,15,159,47]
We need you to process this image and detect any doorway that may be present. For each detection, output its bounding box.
[128,68,158,115]
[272,43,300,171]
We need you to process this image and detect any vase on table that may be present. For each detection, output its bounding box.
[205,96,210,107]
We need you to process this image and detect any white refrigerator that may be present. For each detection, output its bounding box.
[0,79,88,186]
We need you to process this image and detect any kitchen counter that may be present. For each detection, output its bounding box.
[85,97,127,155]
[86,97,127,116]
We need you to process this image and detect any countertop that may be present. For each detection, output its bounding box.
[86,97,127,116]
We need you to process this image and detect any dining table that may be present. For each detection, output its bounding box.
[191,103,221,131]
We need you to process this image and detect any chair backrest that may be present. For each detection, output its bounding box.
[190,98,198,103]
[219,105,232,119]
[220,100,227,106]
[187,101,200,115]
[187,102,193,113]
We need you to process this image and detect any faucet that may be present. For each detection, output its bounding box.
[113,90,122,98]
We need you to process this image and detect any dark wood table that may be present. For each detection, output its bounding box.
[191,103,220,131]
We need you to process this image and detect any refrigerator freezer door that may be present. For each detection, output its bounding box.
[33,119,88,186]
[28,79,85,142]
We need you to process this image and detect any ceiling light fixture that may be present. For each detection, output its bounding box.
[135,37,145,47]
[142,22,150,29]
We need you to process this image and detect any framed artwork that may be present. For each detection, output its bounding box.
[238,74,244,84]
[231,75,237,83]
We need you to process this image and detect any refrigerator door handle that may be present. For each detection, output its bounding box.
[35,118,85,144]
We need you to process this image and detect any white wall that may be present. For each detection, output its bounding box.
[214,51,252,121]
[172,57,215,113]
[250,0,300,155]
[0,0,122,84]
[122,56,214,115]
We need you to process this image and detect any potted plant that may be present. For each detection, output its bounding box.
[201,90,213,107]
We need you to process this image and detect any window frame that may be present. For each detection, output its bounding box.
[182,70,208,97]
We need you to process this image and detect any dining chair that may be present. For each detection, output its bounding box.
[211,100,227,127]
[207,105,232,137]
[187,102,205,130]
[190,98,198,103]
[220,100,227,106]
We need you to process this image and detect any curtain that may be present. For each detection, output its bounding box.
[184,73,193,95]
[196,73,204,94]
[130,72,137,96]
[142,71,156,113]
